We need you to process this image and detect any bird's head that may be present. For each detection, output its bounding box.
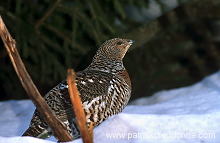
[96,38,134,60]
[88,38,134,72]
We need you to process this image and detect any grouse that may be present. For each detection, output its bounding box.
[22,38,133,139]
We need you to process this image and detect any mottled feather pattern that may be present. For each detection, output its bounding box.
[22,38,133,139]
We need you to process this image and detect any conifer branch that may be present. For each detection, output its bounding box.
[0,16,73,142]
[35,0,61,28]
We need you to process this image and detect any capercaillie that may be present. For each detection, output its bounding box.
[22,38,134,139]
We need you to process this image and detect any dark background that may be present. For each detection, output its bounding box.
[0,0,220,101]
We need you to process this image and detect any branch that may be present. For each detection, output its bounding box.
[125,0,220,50]
[0,16,73,142]
[67,69,93,143]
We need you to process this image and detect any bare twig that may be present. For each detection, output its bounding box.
[67,69,93,143]
[0,16,73,142]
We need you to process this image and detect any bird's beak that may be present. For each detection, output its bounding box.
[128,40,135,45]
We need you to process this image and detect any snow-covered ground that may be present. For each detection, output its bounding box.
[1,70,220,143]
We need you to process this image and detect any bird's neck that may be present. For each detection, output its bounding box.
[85,58,125,74]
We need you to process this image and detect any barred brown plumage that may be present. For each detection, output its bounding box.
[22,38,134,139]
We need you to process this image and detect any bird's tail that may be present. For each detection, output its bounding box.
[22,126,51,139]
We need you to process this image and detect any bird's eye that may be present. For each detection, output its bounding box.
[116,41,123,45]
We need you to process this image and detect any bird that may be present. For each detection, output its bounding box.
[22,38,133,139]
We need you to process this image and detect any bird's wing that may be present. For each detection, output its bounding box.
[75,70,114,102]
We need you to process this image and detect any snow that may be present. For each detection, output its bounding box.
[1,70,220,143]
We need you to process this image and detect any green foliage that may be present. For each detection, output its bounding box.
[0,0,152,99]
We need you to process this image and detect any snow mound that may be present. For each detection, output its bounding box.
[1,71,220,143]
